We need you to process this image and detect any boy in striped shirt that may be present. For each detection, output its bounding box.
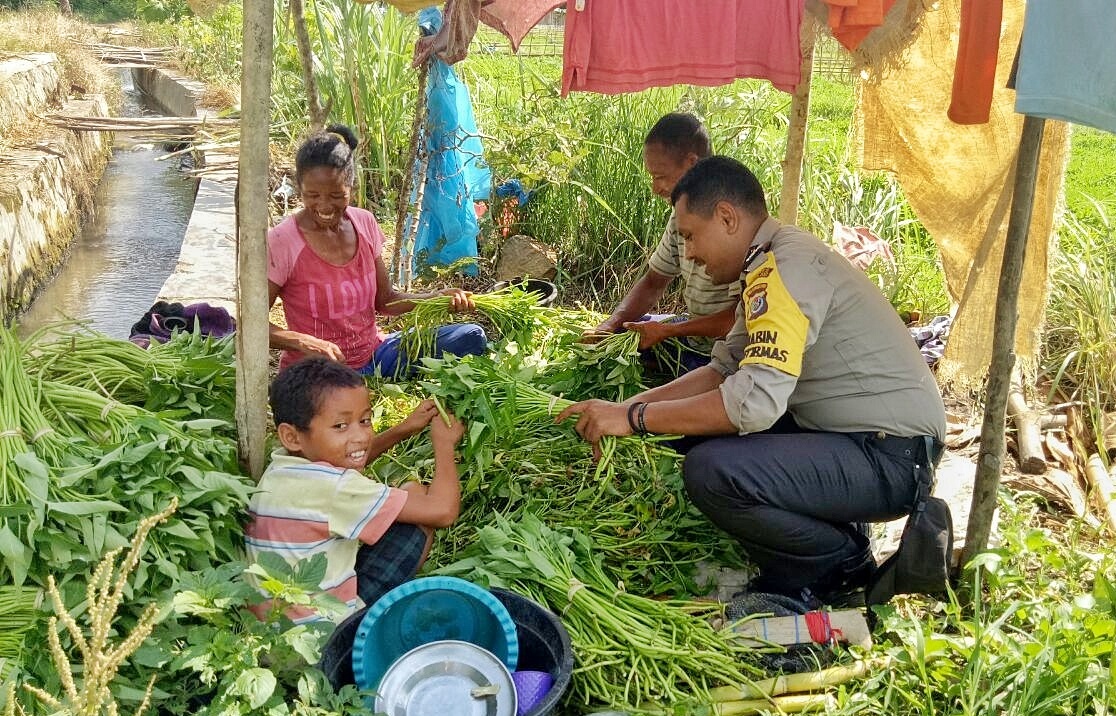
[245,357,465,622]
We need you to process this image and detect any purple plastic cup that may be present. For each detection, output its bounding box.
[511,670,554,716]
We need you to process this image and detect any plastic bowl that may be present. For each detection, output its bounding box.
[491,278,558,307]
[352,577,519,691]
[490,588,573,716]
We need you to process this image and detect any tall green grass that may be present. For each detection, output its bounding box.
[270,0,418,214]
[1043,202,1116,453]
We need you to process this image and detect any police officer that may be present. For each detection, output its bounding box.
[558,156,946,609]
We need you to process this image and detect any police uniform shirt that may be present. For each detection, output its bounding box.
[648,211,742,352]
[709,217,946,441]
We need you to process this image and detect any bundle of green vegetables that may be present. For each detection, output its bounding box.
[390,284,543,368]
[0,586,40,680]
[436,513,761,710]
[0,325,252,597]
[367,353,744,595]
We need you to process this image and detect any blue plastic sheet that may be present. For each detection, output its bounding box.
[404,7,491,277]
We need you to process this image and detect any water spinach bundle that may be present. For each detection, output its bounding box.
[437,514,761,710]
[0,326,252,597]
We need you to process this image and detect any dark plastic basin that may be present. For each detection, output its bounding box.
[492,278,559,308]
[318,585,572,716]
[490,588,573,716]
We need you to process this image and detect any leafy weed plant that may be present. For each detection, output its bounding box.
[831,494,1115,716]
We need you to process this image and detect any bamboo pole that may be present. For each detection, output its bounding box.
[393,63,430,285]
[235,0,274,481]
[1085,453,1116,532]
[1006,380,1047,474]
[961,114,1046,568]
[778,21,816,225]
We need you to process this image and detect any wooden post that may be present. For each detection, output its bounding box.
[778,21,816,225]
[961,115,1046,568]
[235,0,274,481]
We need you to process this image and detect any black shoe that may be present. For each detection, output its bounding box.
[805,549,877,608]
[725,589,818,620]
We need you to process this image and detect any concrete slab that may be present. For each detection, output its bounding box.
[130,67,239,317]
[0,53,63,128]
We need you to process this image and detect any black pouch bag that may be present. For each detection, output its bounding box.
[866,437,953,605]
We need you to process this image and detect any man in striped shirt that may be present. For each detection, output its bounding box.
[587,113,741,375]
[245,357,465,623]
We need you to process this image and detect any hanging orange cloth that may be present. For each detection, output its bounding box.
[947,0,1003,124]
[821,0,896,51]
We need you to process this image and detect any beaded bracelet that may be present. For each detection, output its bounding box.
[636,401,649,435]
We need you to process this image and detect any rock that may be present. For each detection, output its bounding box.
[495,234,556,282]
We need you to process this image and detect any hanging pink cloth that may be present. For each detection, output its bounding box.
[480,0,564,52]
[561,0,803,97]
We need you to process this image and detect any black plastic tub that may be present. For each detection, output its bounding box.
[318,588,573,716]
[490,587,573,716]
[491,278,559,308]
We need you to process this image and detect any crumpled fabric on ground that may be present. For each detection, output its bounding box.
[855,0,1070,390]
[561,0,803,97]
[832,222,895,271]
[910,315,951,366]
[129,301,235,348]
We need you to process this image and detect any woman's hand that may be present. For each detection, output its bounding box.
[398,399,439,437]
[290,333,345,363]
[439,287,475,312]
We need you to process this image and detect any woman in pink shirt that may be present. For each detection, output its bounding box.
[268,125,487,377]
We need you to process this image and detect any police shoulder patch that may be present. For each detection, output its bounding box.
[738,253,808,376]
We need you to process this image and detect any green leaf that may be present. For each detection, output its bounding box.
[0,524,30,585]
[229,667,277,709]
[282,625,323,664]
[47,500,127,516]
[181,418,230,431]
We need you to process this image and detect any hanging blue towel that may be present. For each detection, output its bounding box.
[1015,0,1116,134]
[405,7,491,276]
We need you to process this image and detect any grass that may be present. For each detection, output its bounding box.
[828,494,1116,716]
[0,8,121,145]
[1043,203,1116,455]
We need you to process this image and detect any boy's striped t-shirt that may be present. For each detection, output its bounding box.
[245,450,407,623]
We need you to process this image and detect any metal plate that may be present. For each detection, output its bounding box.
[375,640,517,716]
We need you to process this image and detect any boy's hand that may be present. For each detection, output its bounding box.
[430,411,465,447]
[399,400,439,437]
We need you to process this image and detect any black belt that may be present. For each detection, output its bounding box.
[865,432,944,467]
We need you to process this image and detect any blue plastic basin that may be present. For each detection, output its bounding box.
[351,576,519,691]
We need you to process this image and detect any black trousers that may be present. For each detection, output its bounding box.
[681,419,930,592]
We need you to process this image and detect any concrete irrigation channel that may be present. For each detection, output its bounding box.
[1,51,237,336]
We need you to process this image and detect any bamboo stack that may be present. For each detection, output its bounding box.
[79,42,173,67]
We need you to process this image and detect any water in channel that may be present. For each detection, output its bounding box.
[17,68,198,340]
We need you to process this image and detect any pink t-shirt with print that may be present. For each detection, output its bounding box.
[268,207,387,370]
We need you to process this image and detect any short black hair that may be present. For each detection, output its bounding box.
[294,123,359,187]
[270,357,366,431]
[671,156,768,218]
[644,113,712,161]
